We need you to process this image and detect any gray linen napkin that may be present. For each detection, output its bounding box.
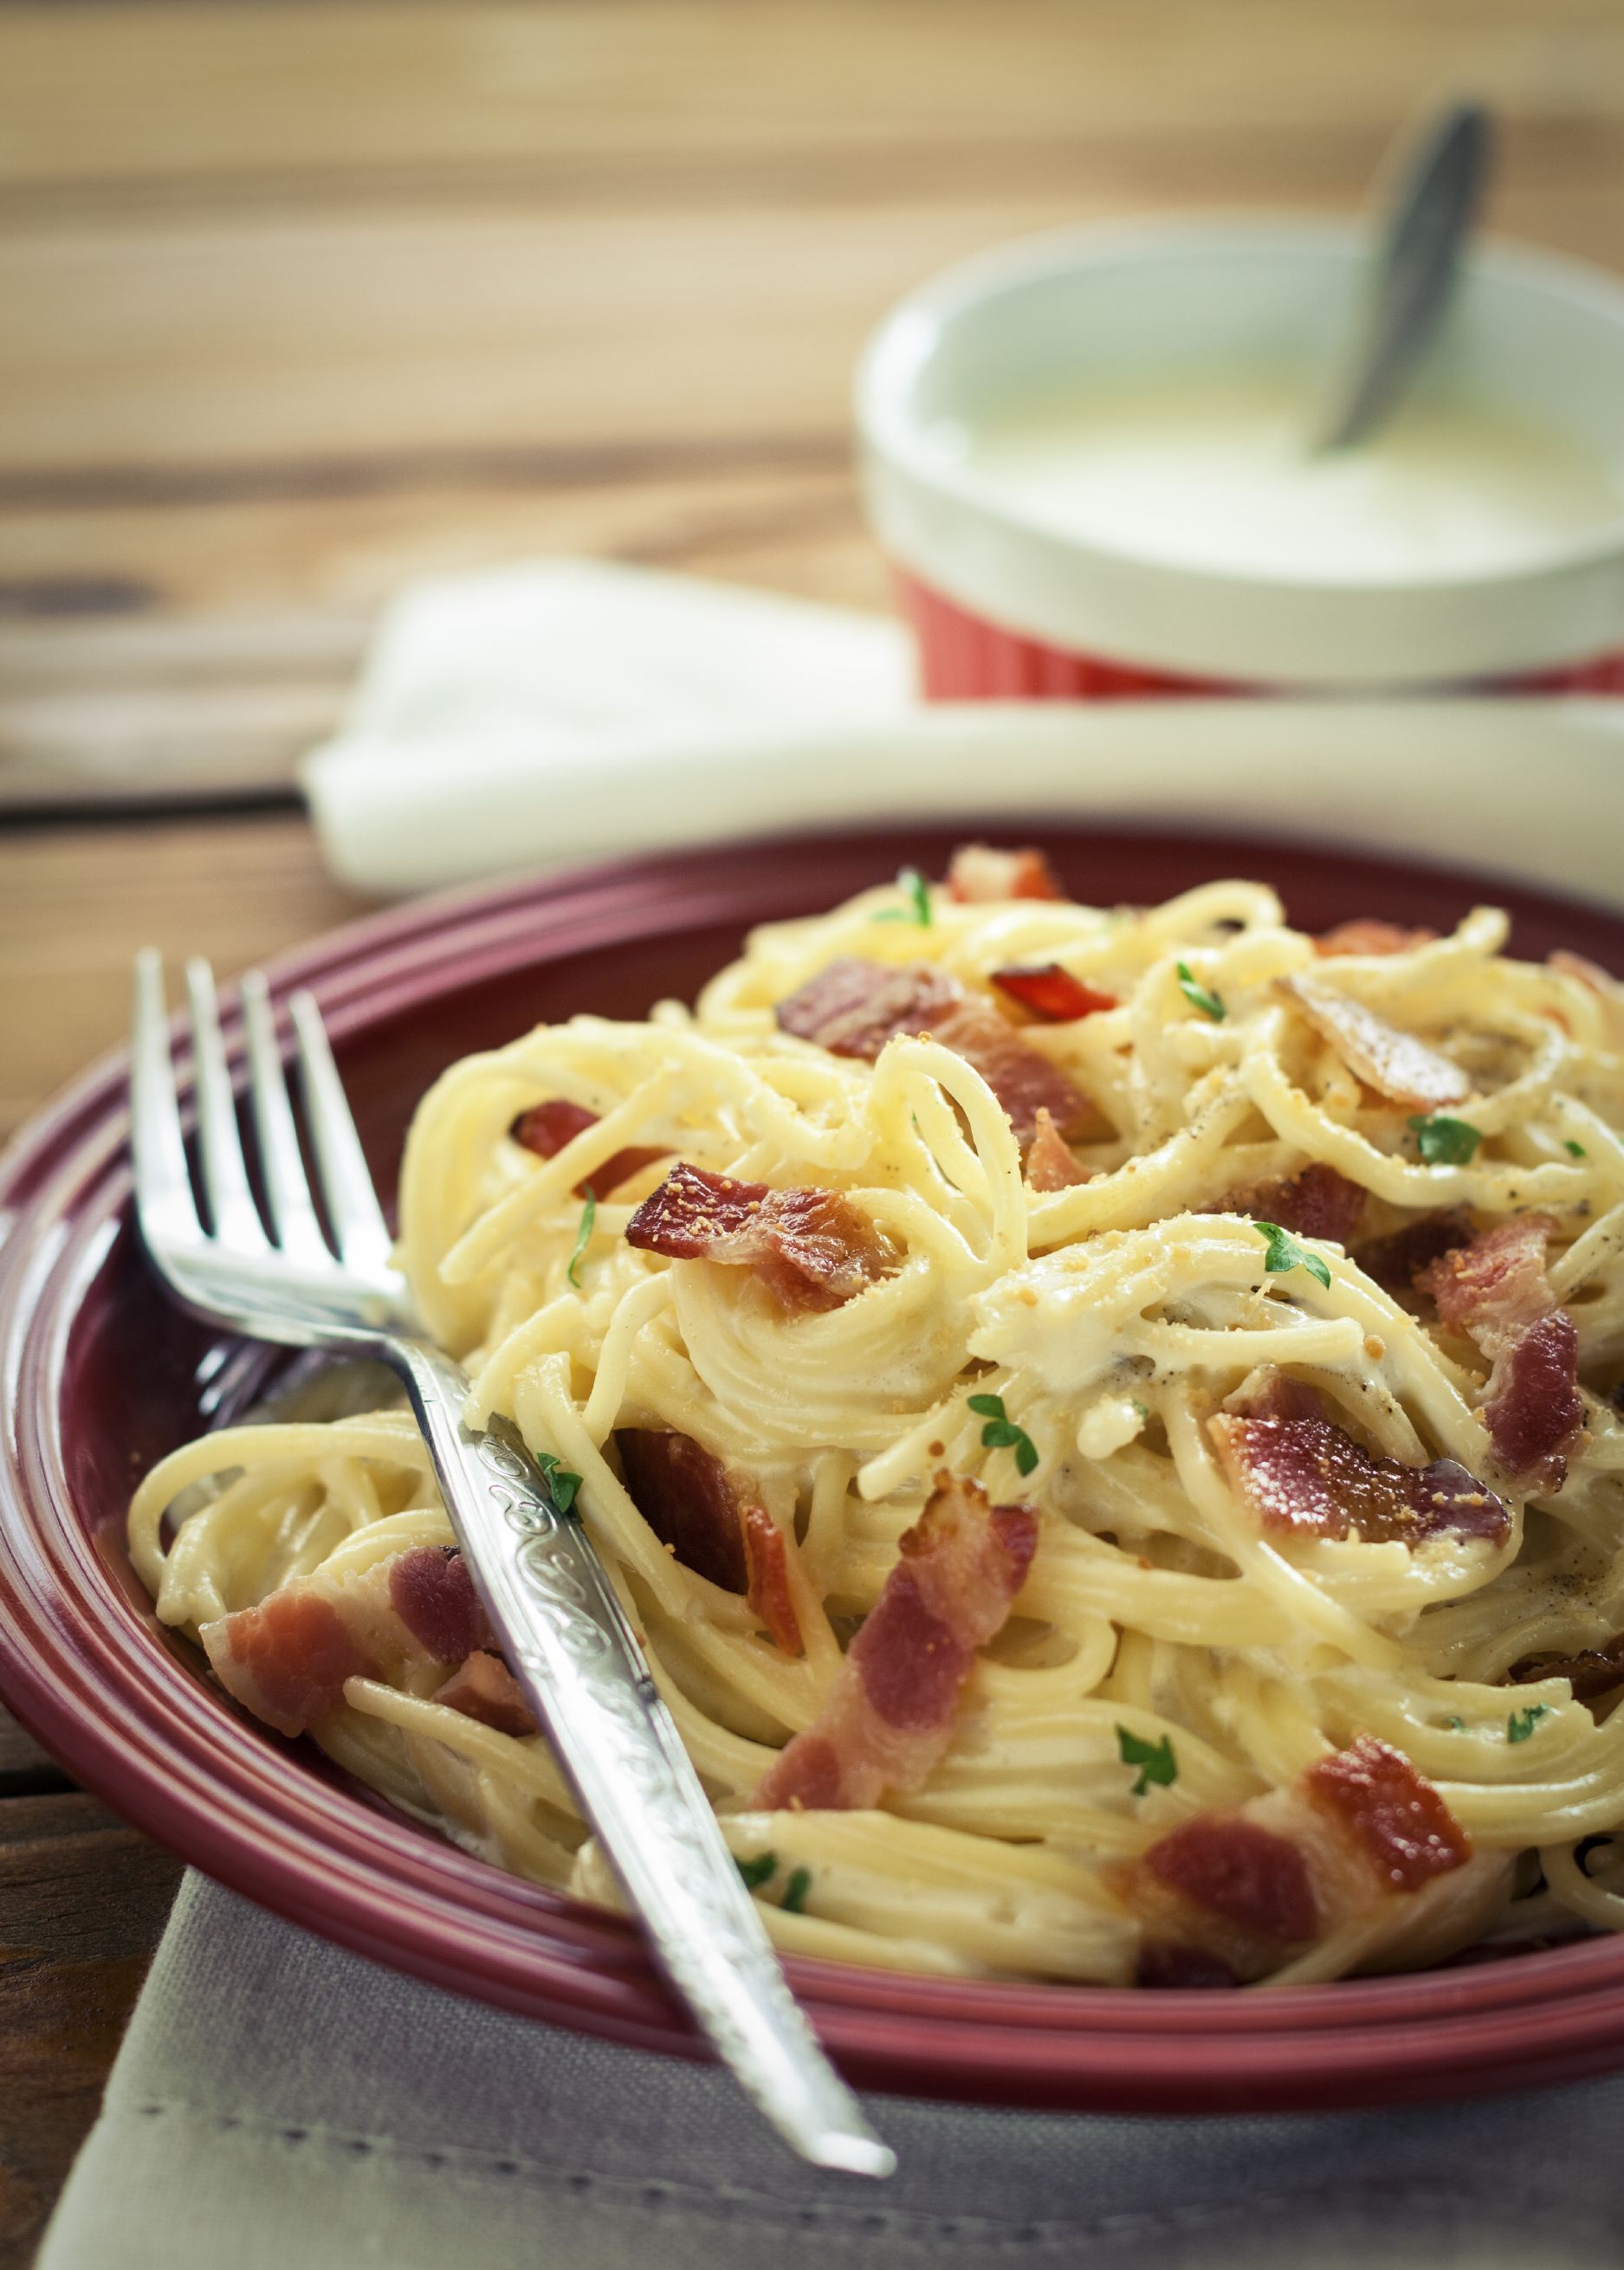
[41,1870,1624,2268]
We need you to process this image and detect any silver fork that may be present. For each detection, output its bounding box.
[130,950,894,2180]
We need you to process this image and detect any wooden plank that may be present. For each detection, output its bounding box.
[0,1795,184,2270]
[3,5,1621,489]
[0,464,887,805]
[0,1714,72,1802]
[3,1,1622,194]
[0,465,880,618]
[0,195,1074,479]
[0,813,379,1141]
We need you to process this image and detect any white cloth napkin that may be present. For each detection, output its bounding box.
[301,559,917,894]
[42,1870,1624,2270]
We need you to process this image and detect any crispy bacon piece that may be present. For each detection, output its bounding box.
[512,1097,670,1201]
[744,1506,803,1655]
[1208,1161,1365,1245]
[1315,921,1438,958]
[1123,1736,1472,1986]
[1135,1943,1239,1989]
[1357,1207,1474,1301]
[615,1430,803,1652]
[199,1544,488,1738]
[1303,1736,1470,1894]
[1208,1372,1511,1549]
[390,1545,493,1663]
[775,958,961,1058]
[925,996,1099,1147]
[202,1586,379,1737]
[1279,973,1472,1109]
[1510,1639,1624,1705]
[1419,1216,1584,1491]
[433,1650,539,1738]
[1549,948,1618,992]
[625,1161,887,1315]
[617,1427,750,1592]
[1146,1815,1319,1943]
[752,1472,1038,1812]
[992,964,1118,1023]
[1025,1106,1089,1192]
[776,958,1097,1148]
[947,844,1064,903]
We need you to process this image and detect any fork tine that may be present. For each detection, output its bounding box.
[289,989,394,1277]
[130,949,205,1252]
[241,969,332,1268]
[184,958,270,1253]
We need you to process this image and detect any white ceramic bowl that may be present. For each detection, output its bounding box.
[857,216,1624,694]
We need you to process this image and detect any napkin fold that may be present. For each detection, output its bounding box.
[42,1872,1623,2270]
[301,559,916,894]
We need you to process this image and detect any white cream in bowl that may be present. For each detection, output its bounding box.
[945,373,1622,586]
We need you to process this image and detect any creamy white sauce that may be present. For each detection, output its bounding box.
[943,373,1624,585]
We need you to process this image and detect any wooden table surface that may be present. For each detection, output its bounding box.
[4,1,1624,2257]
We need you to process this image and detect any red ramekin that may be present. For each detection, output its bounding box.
[857,218,1624,700]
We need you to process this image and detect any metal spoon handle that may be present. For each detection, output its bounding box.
[391,1341,895,2179]
[1317,101,1491,453]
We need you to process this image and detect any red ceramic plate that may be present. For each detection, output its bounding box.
[6,821,1624,2116]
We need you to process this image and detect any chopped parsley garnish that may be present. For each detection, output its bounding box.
[1407,1114,1482,1167]
[1565,1139,1588,1160]
[1255,1221,1332,1293]
[1507,1704,1550,1744]
[875,865,933,928]
[781,1866,812,1914]
[1445,1715,1466,1732]
[1116,1724,1178,1795]
[534,1451,584,1517]
[566,1191,597,1287]
[967,1392,1038,1477]
[1175,961,1225,1021]
[736,1851,778,1891]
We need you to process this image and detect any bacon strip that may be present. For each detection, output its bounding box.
[625,1161,888,1315]
[1279,973,1472,1109]
[615,1428,805,1651]
[924,996,1100,1147]
[200,1545,490,1737]
[776,957,1097,1147]
[1510,1639,1624,1705]
[433,1650,539,1738]
[1549,948,1619,992]
[512,1097,670,1201]
[1208,1372,1510,1549]
[1207,1161,1365,1245]
[1357,1207,1473,1300]
[1025,1106,1089,1193]
[1315,920,1438,958]
[1304,1736,1472,1895]
[947,844,1064,902]
[992,964,1118,1022]
[617,1427,750,1592]
[1419,1216,1584,1492]
[744,1506,803,1656]
[1123,1736,1472,1986]
[775,959,961,1059]
[752,1472,1037,1812]
[389,1545,493,1663]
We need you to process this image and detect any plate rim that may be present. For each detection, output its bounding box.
[7,813,1624,2112]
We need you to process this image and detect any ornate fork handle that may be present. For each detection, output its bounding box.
[390,1341,894,2178]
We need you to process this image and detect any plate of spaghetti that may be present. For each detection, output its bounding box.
[8,786,1624,2112]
